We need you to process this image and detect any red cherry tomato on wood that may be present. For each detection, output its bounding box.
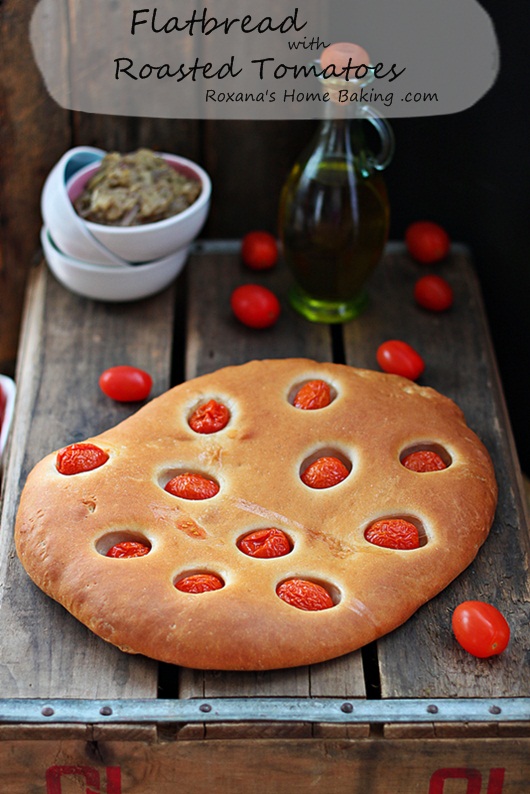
[231,284,281,329]
[452,601,510,658]
[276,578,334,611]
[405,221,450,264]
[56,443,109,475]
[241,231,278,270]
[376,340,425,381]
[414,274,454,312]
[99,365,152,402]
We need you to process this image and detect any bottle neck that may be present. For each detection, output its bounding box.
[317,116,369,164]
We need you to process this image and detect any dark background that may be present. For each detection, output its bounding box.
[384,2,529,474]
[1,0,528,473]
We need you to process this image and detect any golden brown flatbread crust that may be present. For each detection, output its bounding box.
[15,359,497,670]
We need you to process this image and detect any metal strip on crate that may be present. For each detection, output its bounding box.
[0,698,529,725]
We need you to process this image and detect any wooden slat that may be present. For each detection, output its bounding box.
[0,736,529,794]
[0,264,176,698]
[343,246,530,698]
[180,245,367,711]
[1,242,528,730]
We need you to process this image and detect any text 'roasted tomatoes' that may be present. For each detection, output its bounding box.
[452,601,510,658]
[376,340,425,381]
[414,274,454,312]
[99,365,152,402]
[56,443,109,475]
[231,284,281,329]
[405,221,450,264]
[241,231,278,270]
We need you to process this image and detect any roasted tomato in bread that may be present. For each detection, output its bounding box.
[277,579,334,611]
[56,443,109,475]
[164,472,219,500]
[301,456,349,489]
[175,573,224,593]
[293,380,332,410]
[188,399,230,433]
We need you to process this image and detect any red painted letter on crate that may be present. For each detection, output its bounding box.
[46,765,122,794]
[429,767,505,793]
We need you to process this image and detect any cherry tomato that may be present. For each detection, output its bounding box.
[401,450,447,472]
[364,518,420,550]
[405,221,450,264]
[452,601,510,658]
[301,456,349,489]
[164,472,219,500]
[238,528,292,558]
[414,274,454,312]
[0,385,6,429]
[231,284,281,329]
[106,541,151,558]
[293,380,332,410]
[241,231,278,270]
[188,399,230,434]
[376,340,425,381]
[56,443,109,475]
[175,573,224,593]
[277,578,334,611]
[99,365,152,402]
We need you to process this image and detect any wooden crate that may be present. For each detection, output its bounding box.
[0,243,529,793]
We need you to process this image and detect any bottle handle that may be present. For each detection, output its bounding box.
[358,105,395,171]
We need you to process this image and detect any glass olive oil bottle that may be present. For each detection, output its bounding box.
[279,107,394,323]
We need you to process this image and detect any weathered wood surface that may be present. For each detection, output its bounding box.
[0,242,528,724]
[0,736,529,793]
[343,246,530,699]
[0,265,177,698]
[180,242,530,709]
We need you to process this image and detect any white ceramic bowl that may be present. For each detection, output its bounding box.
[41,226,189,302]
[67,154,211,263]
[41,147,129,267]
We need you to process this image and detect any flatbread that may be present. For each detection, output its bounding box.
[15,359,497,670]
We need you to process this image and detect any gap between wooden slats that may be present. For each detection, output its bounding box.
[0,263,174,700]
[179,247,367,737]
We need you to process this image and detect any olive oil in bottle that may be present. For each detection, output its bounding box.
[279,58,394,323]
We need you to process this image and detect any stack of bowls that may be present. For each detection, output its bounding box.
[41,147,211,301]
